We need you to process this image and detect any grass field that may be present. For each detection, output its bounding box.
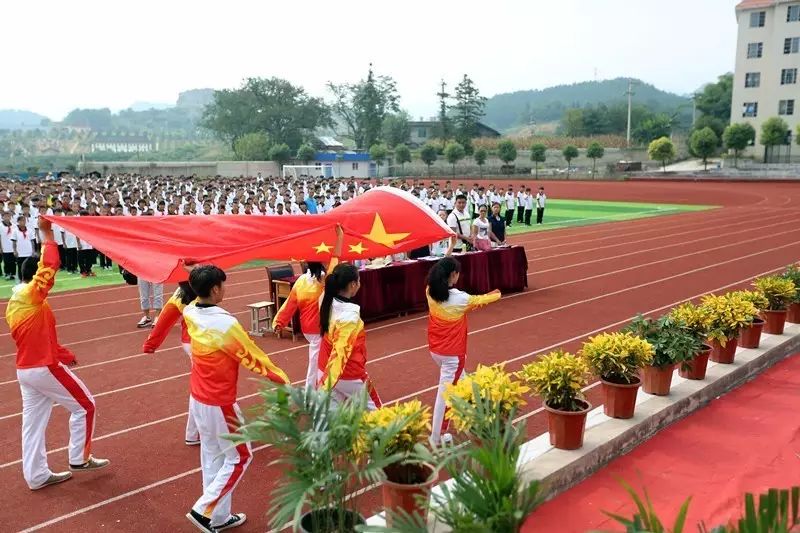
[0,199,713,299]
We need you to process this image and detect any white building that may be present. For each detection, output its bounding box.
[90,135,158,153]
[731,0,800,156]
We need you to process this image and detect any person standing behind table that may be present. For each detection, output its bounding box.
[425,257,501,445]
[182,265,289,533]
[489,202,506,244]
[535,186,547,224]
[446,194,474,253]
[504,187,516,227]
[6,218,108,492]
[516,185,527,224]
[317,263,382,410]
[1,211,16,280]
[524,187,534,226]
[273,225,343,388]
[11,216,35,281]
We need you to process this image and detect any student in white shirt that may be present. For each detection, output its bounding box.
[11,218,35,281]
[61,212,79,274]
[446,194,473,252]
[535,186,547,225]
[504,189,516,227]
[1,211,16,280]
[77,211,96,277]
[524,187,534,226]
[51,208,66,270]
[516,186,527,224]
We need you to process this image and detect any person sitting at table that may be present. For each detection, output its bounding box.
[489,202,506,245]
[471,205,501,251]
[446,194,473,253]
[273,225,343,389]
[430,209,457,257]
[318,263,382,410]
[426,257,501,445]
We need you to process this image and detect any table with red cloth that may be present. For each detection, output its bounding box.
[277,246,528,324]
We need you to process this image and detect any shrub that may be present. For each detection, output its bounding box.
[518,350,589,411]
[753,276,796,311]
[580,332,654,384]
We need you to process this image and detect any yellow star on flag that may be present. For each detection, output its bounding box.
[362,214,410,248]
[313,242,333,254]
[349,242,368,255]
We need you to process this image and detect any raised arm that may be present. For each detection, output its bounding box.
[18,219,59,305]
[466,289,502,311]
[223,321,289,385]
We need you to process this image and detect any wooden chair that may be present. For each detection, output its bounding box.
[265,263,298,341]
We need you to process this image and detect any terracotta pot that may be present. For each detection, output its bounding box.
[787,302,800,324]
[762,309,788,335]
[299,509,365,533]
[381,463,437,527]
[738,318,765,349]
[601,377,640,419]
[679,345,711,380]
[709,337,738,364]
[641,364,676,396]
[544,400,592,450]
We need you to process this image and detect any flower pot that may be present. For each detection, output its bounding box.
[299,508,365,533]
[601,377,640,419]
[738,318,765,349]
[762,309,788,335]
[381,463,437,527]
[641,364,676,396]
[679,345,711,380]
[544,400,592,450]
[787,302,800,324]
[709,337,738,364]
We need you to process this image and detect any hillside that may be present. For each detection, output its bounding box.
[484,78,691,132]
[0,109,50,130]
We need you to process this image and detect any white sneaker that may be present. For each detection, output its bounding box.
[31,471,72,490]
[441,433,454,445]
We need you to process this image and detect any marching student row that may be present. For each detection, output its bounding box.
[6,221,501,533]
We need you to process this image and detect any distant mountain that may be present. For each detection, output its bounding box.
[128,101,173,112]
[484,78,691,132]
[177,89,214,109]
[0,109,50,130]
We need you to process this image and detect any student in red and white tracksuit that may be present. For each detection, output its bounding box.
[273,225,343,388]
[142,281,199,445]
[5,218,109,491]
[317,263,382,410]
[426,257,501,445]
[183,265,289,533]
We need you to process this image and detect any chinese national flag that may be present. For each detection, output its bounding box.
[43,187,454,283]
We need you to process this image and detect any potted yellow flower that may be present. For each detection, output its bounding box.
[443,363,529,441]
[782,264,800,324]
[753,276,797,334]
[519,350,591,450]
[360,400,436,527]
[700,293,757,364]
[732,290,768,349]
[669,303,713,380]
[580,332,654,419]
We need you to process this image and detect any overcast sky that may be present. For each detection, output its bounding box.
[1,0,739,121]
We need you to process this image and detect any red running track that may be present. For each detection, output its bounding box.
[527,353,800,533]
[0,180,798,532]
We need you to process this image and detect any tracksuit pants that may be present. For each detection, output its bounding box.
[430,352,466,444]
[189,398,252,527]
[322,374,382,411]
[182,343,199,442]
[303,333,322,389]
[17,363,96,489]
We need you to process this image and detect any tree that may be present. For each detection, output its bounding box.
[562,109,585,137]
[296,143,316,165]
[474,147,488,177]
[722,123,756,167]
[420,143,438,176]
[497,139,518,172]
[435,80,451,142]
[586,142,605,177]
[692,114,726,143]
[451,74,487,148]
[234,132,271,161]
[689,127,718,171]
[381,112,410,148]
[760,117,789,147]
[394,144,411,175]
[633,114,673,145]
[797,124,800,146]
[562,145,579,178]
[369,143,389,177]
[202,77,331,150]
[529,143,547,180]
[648,137,676,172]
[695,73,733,123]
[443,141,466,178]
[268,143,292,172]
[327,64,399,149]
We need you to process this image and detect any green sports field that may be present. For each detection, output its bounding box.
[0,200,713,299]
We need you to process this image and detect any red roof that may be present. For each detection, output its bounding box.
[736,0,776,10]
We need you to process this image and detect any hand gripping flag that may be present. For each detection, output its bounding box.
[43,187,454,283]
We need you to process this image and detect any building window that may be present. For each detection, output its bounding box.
[779,99,795,116]
[786,37,800,54]
[418,127,427,138]
[781,68,798,84]
[747,42,763,58]
[352,162,359,170]
[743,102,759,117]
[789,5,800,22]
[750,10,766,27]
[745,72,761,87]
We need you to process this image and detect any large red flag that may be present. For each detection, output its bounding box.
[43,187,453,282]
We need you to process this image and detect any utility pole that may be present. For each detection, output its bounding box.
[625,79,637,148]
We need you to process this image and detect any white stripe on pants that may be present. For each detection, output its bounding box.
[189,398,252,526]
[17,363,96,489]
[182,343,198,442]
[303,333,321,389]
[430,353,465,444]
[331,377,382,411]
[137,280,164,311]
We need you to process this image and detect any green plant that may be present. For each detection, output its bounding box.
[669,302,712,345]
[648,137,676,172]
[730,290,769,314]
[623,314,703,368]
[581,332,654,384]
[359,400,430,459]
[690,127,719,171]
[518,350,589,411]
[604,479,691,533]
[753,276,796,311]
[700,293,758,345]
[781,264,800,304]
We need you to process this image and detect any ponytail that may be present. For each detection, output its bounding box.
[320,263,359,333]
[178,280,197,305]
[427,257,461,302]
[307,261,324,282]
